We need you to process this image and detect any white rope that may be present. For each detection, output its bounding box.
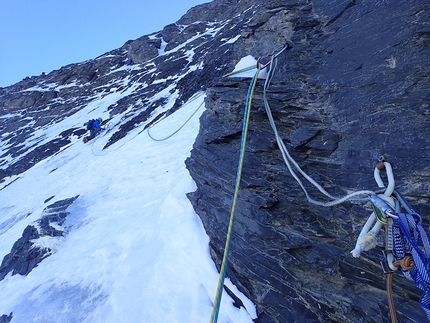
[351,161,396,258]
[262,52,375,207]
[261,49,401,258]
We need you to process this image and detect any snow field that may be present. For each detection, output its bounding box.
[0,94,255,323]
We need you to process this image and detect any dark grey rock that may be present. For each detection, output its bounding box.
[0,313,12,323]
[44,195,55,203]
[185,1,430,322]
[123,36,160,64]
[0,196,79,281]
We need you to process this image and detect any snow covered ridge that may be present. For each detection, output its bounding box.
[0,91,256,322]
[0,3,271,319]
[0,13,253,185]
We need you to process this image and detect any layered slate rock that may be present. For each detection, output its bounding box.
[0,196,79,281]
[186,0,430,322]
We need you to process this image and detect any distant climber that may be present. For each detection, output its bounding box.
[83,118,103,143]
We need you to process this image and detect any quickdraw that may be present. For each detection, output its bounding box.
[366,159,430,323]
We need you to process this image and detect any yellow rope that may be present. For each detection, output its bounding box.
[147,98,205,141]
[222,64,257,77]
[210,66,261,323]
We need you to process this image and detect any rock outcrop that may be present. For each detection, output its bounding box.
[0,313,12,323]
[185,0,430,322]
[0,196,79,281]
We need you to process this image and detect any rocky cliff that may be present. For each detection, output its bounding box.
[185,0,430,322]
[1,0,429,322]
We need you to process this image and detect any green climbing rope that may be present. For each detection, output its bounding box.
[222,64,257,78]
[147,98,205,141]
[209,66,261,323]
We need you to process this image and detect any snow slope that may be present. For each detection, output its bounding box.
[0,92,256,322]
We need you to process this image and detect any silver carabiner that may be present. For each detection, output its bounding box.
[369,195,398,223]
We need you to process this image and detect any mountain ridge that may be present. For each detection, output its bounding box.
[1,0,430,322]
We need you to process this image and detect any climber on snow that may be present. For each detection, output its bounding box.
[83,117,104,143]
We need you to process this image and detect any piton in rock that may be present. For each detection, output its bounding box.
[1,0,430,322]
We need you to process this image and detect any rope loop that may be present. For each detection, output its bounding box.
[351,159,395,258]
[147,98,205,141]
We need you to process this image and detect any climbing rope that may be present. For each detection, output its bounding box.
[214,45,430,322]
[210,66,261,323]
[392,211,430,321]
[262,48,375,206]
[87,92,205,156]
[364,159,400,323]
[351,158,430,322]
[147,98,205,141]
[223,65,256,77]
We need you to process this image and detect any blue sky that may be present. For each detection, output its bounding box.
[0,0,210,87]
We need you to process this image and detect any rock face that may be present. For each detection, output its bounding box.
[0,196,79,281]
[185,0,430,322]
[0,0,429,322]
[0,313,12,323]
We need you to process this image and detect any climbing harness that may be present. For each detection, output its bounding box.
[210,65,261,323]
